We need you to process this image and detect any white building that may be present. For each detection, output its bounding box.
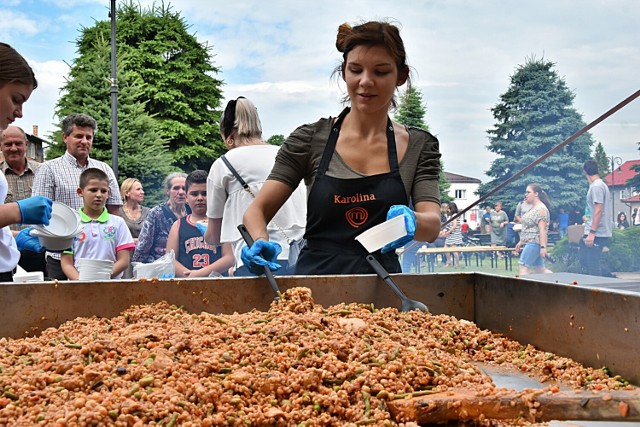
[445,172,482,230]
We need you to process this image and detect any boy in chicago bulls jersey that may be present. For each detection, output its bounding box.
[61,168,135,280]
[166,170,234,277]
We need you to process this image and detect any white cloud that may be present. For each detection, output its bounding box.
[8,0,640,182]
[0,9,41,39]
[13,60,69,141]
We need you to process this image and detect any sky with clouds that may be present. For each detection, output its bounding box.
[3,0,639,182]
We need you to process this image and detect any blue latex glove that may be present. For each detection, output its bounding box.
[15,228,45,253]
[240,240,282,275]
[195,222,207,235]
[381,205,416,254]
[17,196,53,225]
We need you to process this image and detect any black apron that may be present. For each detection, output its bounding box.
[295,108,409,275]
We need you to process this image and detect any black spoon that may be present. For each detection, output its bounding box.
[366,254,429,313]
[238,224,280,300]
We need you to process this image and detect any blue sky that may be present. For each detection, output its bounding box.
[3,0,639,182]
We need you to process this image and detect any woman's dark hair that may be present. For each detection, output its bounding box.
[332,21,411,108]
[617,212,627,223]
[447,202,459,214]
[528,183,552,211]
[0,43,38,89]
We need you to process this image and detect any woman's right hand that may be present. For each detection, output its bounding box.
[240,240,282,275]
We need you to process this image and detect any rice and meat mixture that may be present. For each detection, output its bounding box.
[0,287,631,426]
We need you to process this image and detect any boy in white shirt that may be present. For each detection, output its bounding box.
[62,168,135,279]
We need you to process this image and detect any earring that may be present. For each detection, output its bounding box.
[225,138,235,148]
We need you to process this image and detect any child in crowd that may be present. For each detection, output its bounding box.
[166,170,234,277]
[61,168,135,279]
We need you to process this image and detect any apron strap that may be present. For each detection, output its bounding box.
[317,107,399,175]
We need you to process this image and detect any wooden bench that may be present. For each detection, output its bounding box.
[414,245,516,272]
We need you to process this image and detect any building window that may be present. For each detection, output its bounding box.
[27,142,36,159]
[455,189,466,199]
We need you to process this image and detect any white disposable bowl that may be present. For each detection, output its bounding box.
[13,271,44,283]
[36,235,76,251]
[355,215,407,253]
[39,202,81,236]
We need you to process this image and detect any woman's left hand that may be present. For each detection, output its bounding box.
[381,205,416,253]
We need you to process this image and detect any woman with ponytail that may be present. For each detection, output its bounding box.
[204,97,307,276]
[515,183,553,275]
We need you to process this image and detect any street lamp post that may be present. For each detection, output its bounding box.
[610,156,622,221]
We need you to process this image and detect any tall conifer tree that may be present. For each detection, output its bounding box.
[395,87,451,203]
[478,58,594,216]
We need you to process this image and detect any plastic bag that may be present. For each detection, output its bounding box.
[132,250,175,279]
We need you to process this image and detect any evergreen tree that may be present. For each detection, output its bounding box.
[593,142,610,176]
[394,87,451,203]
[395,87,428,129]
[267,134,285,146]
[478,58,594,217]
[52,33,174,205]
[51,1,225,172]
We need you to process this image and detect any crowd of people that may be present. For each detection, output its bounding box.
[1,21,443,280]
[2,22,635,281]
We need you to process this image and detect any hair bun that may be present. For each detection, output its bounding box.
[336,23,352,52]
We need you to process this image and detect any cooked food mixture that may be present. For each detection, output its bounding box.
[0,288,631,426]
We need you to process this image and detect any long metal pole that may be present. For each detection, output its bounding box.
[611,157,615,221]
[610,156,622,221]
[110,0,119,177]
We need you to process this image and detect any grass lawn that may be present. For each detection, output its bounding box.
[403,252,526,278]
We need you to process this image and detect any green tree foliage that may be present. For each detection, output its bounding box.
[53,0,225,173]
[553,227,640,274]
[52,33,174,206]
[593,142,610,176]
[394,87,451,203]
[267,134,285,146]
[395,87,428,129]
[478,58,594,218]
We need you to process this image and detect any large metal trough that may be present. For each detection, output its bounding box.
[1,272,638,387]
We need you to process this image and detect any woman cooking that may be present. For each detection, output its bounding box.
[514,183,553,275]
[242,20,442,275]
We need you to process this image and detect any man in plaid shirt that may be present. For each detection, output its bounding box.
[32,113,122,280]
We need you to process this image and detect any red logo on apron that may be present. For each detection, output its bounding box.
[345,207,368,228]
